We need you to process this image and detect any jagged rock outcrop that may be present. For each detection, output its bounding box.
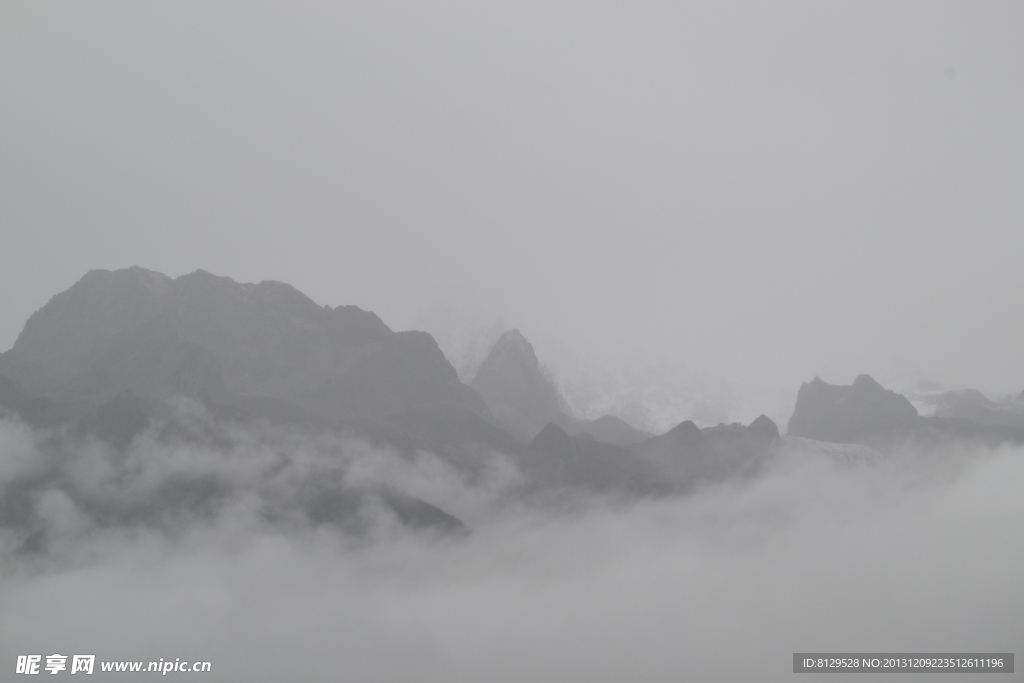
[787,375,919,444]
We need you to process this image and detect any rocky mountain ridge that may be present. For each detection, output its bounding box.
[0,267,508,455]
[2,267,1022,549]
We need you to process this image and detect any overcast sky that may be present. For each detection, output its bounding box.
[2,1,1022,404]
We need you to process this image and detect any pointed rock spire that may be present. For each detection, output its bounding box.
[471,329,567,439]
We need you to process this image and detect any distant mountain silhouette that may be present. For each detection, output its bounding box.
[925,389,1024,430]
[0,268,499,540]
[788,375,1024,447]
[470,329,568,439]
[470,329,652,445]
[304,485,467,535]
[564,415,652,446]
[0,268,787,543]
[749,414,781,441]
[516,422,665,493]
[634,415,778,489]
[787,375,919,444]
[8,266,1023,518]
[659,419,710,452]
[0,267,510,455]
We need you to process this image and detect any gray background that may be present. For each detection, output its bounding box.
[2,1,1022,413]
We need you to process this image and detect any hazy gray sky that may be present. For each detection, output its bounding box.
[2,1,1022,401]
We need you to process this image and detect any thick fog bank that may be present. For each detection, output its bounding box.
[1,413,1019,682]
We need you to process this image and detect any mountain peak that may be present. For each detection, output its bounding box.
[787,375,918,444]
[488,329,536,361]
[665,420,708,449]
[852,374,883,390]
[748,414,780,440]
[0,268,488,444]
[470,329,567,439]
[530,422,570,448]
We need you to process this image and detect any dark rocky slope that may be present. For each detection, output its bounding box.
[0,267,510,456]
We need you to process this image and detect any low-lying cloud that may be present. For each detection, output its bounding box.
[0,406,1020,682]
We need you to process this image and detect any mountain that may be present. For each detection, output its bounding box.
[0,267,515,542]
[634,415,779,489]
[563,415,652,446]
[0,267,512,456]
[748,414,781,441]
[520,423,662,493]
[0,374,75,428]
[470,329,652,445]
[787,375,919,444]
[12,266,1022,515]
[470,329,568,440]
[923,389,1024,430]
[787,374,1024,447]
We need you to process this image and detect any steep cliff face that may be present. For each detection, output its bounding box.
[787,375,919,444]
